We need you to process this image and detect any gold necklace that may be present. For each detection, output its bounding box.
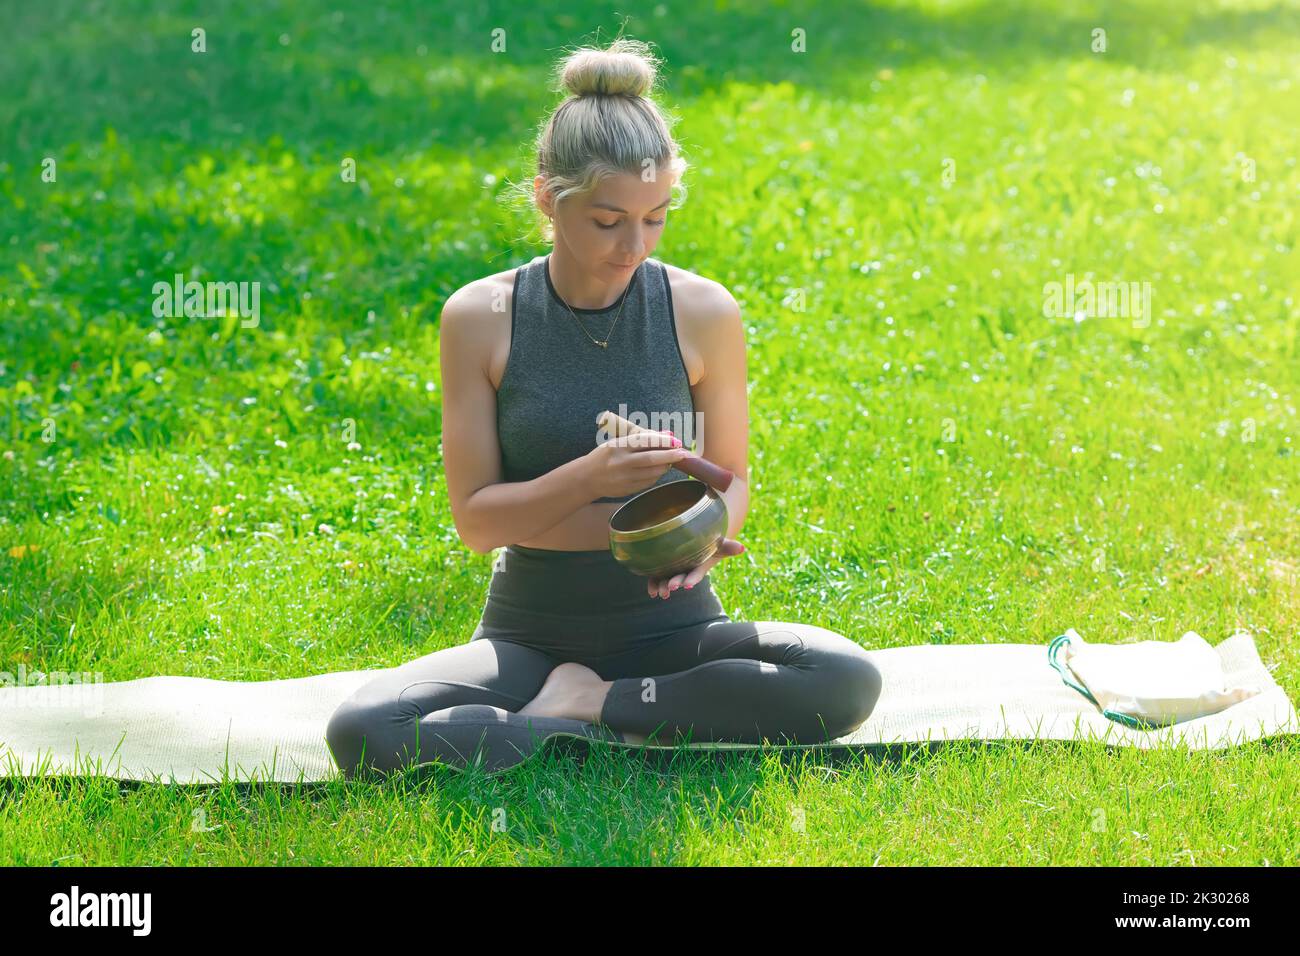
[551,261,635,349]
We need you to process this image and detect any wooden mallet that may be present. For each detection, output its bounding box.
[595,409,734,493]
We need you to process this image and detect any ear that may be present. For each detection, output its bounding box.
[534,175,554,219]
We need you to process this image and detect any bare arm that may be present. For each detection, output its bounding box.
[690,282,750,539]
[439,281,595,554]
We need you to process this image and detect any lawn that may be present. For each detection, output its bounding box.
[1,0,1297,864]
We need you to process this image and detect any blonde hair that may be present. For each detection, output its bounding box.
[509,37,688,242]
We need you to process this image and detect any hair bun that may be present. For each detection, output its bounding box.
[560,37,658,98]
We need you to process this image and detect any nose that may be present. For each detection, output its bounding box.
[620,223,649,257]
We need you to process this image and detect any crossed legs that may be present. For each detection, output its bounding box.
[325,620,882,777]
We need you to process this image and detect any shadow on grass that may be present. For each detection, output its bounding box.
[544,730,1300,775]
[5,0,1295,154]
[4,730,1294,804]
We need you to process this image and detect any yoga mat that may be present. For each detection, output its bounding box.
[0,632,1294,783]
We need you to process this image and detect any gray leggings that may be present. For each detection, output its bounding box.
[326,545,883,776]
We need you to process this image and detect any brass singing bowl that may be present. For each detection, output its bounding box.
[608,479,729,577]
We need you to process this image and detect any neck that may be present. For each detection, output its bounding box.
[547,245,636,310]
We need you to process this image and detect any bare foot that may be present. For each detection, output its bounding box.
[517,663,672,747]
[518,662,612,724]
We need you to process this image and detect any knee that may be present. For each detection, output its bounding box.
[326,692,394,779]
[803,627,883,739]
[835,648,883,736]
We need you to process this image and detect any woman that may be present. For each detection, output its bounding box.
[325,37,882,777]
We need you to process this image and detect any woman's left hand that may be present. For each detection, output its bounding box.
[647,538,746,599]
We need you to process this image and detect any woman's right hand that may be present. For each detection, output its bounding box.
[582,429,690,500]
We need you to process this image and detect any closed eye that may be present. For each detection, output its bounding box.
[595,219,667,229]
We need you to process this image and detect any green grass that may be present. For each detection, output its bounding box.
[2,0,1298,864]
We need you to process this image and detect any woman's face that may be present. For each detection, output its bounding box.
[537,170,672,278]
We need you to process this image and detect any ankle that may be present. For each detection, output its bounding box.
[585,680,614,724]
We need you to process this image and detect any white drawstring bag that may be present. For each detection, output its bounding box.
[1048,629,1264,728]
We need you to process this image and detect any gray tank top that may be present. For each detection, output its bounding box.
[496,253,696,504]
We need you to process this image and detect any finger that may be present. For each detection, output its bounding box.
[623,430,681,451]
[684,541,742,589]
[640,448,691,467]
[631,459,688,483]
[607,413,674,441]
[690,550,730,586]
[716,538,745,557]
[683,557,715,589]
[666,571,688,592]
[621,465,668,489]
[598,410,650,439]
[641,431,682,451]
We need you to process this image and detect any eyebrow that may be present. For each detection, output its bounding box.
[590,198,671,214]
